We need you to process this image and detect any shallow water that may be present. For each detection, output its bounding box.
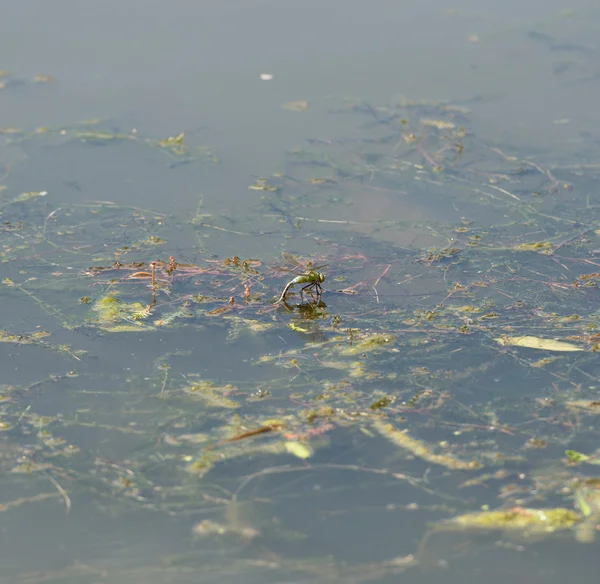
[2,1,600,582]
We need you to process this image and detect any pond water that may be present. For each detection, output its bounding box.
[2,1,600,582]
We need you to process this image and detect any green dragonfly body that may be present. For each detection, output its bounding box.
[276,270,326,303]
[274,253,327,303]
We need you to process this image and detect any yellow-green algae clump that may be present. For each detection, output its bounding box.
[92,293,152,331]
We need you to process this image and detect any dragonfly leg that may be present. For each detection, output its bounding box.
[311,282,323,297]
[300,282,322,303]
[298,283,309,302]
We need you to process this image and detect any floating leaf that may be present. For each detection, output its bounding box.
[33,74,53,83]
[575,489,592,518]
[14,191,48,203]
[566,400,600,414]
[442,507,581,533]
[495,336,584,352]
[248,178,281,192]
[337,333,395,356]
[158,132,187,155]
[183,381,239,409]
[283,100,309,112]
[285,441,312,459]
[193,519,259,540]
[421,118,455,130]
[517,241,552,252]
[100,324,155,333]
[373,420,480,470]
[74,131,126,142]
[566,450,590,464]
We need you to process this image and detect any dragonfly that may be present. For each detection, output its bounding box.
[274,252,327,304]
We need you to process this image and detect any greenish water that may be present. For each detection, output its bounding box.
[2,2,600,583]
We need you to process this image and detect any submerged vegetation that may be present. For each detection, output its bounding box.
[4,71,600,579]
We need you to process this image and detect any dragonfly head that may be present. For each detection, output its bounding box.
[316,272,326,283]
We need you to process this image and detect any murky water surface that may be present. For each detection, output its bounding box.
[2,2,600,582]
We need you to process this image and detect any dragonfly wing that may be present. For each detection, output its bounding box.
[280,252,328,270]
[280,252,307,269]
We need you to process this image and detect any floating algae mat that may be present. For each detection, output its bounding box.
[3,92,600,581]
